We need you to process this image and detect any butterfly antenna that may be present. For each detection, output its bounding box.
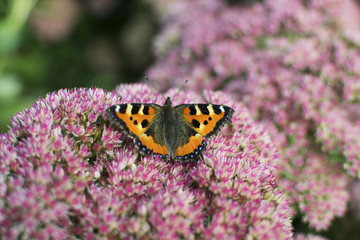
[145,76,166,100]
[172,79,188,101]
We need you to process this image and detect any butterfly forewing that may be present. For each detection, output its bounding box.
[175,104,235,138]
[106,103,160,138]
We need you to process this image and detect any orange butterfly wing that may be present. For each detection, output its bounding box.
[172,104,234,160]
[107,103,169,156]
[177,104,234,137]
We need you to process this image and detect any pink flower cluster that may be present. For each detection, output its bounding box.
[147,0,356,233]
[0,85,292,239]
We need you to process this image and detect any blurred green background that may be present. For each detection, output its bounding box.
[0,0,163,133]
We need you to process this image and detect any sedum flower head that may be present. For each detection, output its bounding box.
[0,85,292,239]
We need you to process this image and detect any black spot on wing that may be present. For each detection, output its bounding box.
[141,119,149,128]
[189,106,197,115]
[143,105,150,115]
[198,104,210,115]
[213,105,222,115]
[134,120,138,125]
[204,120,208,125]
[131,104,141,114]
[192,119,200,128]
[118,105,127,114]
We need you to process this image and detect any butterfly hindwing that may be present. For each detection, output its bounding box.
[136,123,169,158]
[175,104,235,138]
[173,125,208,161]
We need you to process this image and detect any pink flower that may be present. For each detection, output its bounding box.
[0,85,292,239]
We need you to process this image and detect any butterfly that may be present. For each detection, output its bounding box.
[106,97,234,162]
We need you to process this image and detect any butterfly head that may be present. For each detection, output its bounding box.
[164,97,172,107]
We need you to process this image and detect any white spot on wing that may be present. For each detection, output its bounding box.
[115,105,120,112]
[195,105,201,115]
[220,106,225,112]
[126,105,133,114]
[208,104,214,115]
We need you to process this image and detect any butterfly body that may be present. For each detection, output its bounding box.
[106,97,234,162]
